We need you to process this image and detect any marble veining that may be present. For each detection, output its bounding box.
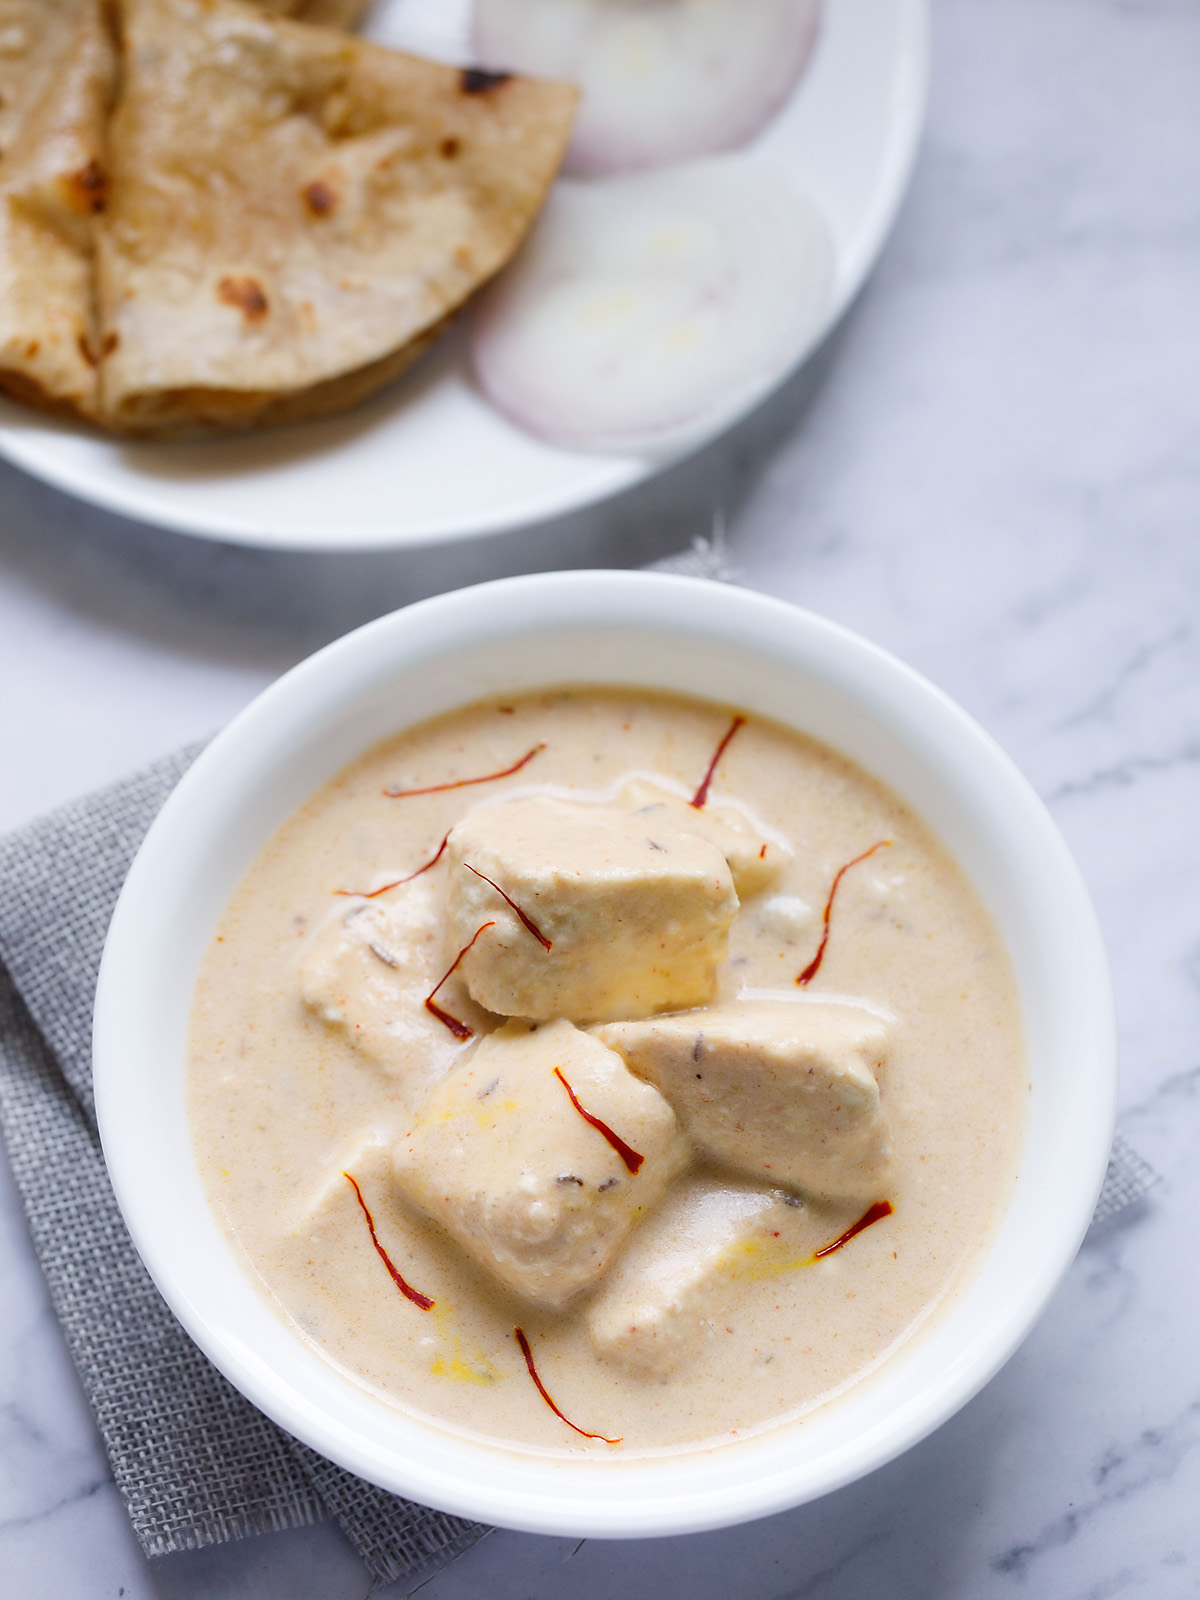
[991,1391,1200,1584]
[2,0,1199,1594]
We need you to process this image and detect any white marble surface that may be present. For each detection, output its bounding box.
[3,0,1199,1594]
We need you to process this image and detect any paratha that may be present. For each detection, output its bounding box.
[290,0,372,26]
[95,0,577,434]
[0,0,97,164]
[0,0,371,419]
[0,0,364,171]
[0,0,112,417]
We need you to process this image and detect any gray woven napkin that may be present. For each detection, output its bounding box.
[0,748,488,1585]
[1090,1132,1159,1228]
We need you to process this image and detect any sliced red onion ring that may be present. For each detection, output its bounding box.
[473,0,822,175]
[367,0,473,62]
[471,157,834,457]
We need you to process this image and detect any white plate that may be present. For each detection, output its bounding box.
[0,0,928,551]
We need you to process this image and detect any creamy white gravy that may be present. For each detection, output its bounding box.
[188,689,1027,1456]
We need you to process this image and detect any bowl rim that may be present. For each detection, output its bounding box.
[93,570,1118,1537]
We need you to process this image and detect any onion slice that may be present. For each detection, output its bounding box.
[473,0,822,175]
[366,0,474,63]
[471,157,834,458]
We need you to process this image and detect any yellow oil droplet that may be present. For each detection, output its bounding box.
[431,1352,499,1385]
[429,1302,501,1384]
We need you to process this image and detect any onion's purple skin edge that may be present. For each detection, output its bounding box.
[474,0,824,178]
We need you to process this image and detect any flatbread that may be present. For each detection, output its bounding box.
[96,0,577,434]
[290,0,372,26]
[0,0,369,420]
[0,0,361,163]
[253,0,374,25]
[0,0,113,417]
[0,0,96,164]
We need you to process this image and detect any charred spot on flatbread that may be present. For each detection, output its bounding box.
[303,179,339,216]
[217,276,271,322]
[63,157,107,214]
[460,67,512,96]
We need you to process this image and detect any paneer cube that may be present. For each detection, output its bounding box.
[286,1131,395,1236]
[392,1020,688,1309]
[587,1179,794,1376]
[445,796,738,1023]
[595,1001,891,1200]
[299,880,489,1098]
[618,778,792,898]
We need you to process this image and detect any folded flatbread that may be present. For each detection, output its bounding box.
[0,0,358,164]
[0,0,112,416]
[0,0,372,419]
[95,0,577,433]
[0,0,97,164]
[290,0,372,25]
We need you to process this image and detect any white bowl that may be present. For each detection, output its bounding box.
[94,571,1117,1538]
